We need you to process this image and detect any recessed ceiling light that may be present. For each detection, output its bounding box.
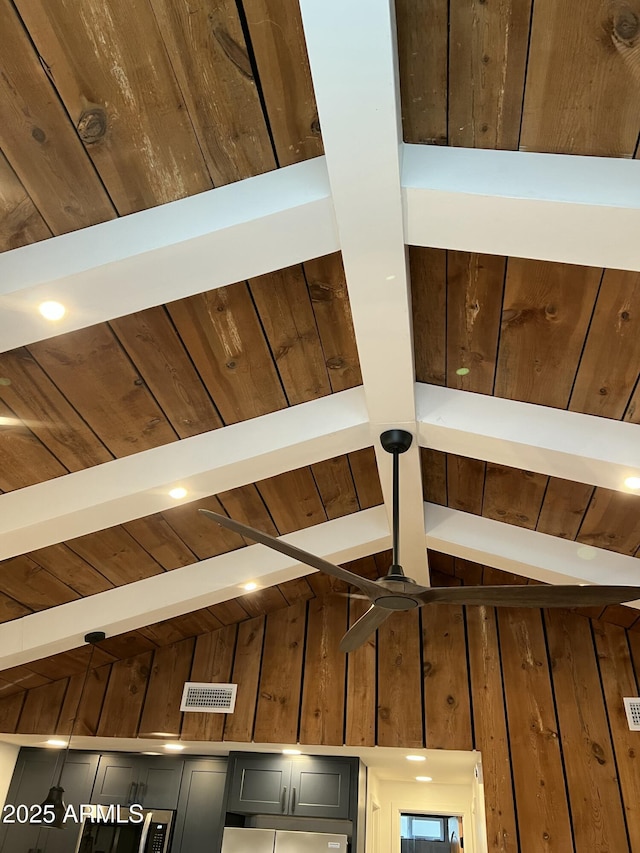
[169,487,187,499]
[38,301,66,321]
[282,749,302,755]
[163,743,185,751]
[141,751,162,756]
[243,582,258,591]
[576,545,597,561]
[46,739,67,747]
[624,476,640,490]
[415,776,433,782]
[0,417,21,426]
[405,754,426,762]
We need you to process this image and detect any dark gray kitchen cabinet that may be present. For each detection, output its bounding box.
[170,758,227,853]
[92,754,183,809]
[225,753,353,820]
[0,748,99,853]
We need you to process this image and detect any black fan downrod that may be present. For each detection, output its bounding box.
[380,429,413,585]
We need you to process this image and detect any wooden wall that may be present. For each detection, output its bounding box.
[2,592,640,852]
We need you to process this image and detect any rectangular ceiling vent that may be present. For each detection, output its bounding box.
[623,697,640,731]
[180,682,237,713]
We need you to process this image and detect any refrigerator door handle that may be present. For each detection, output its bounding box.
[281,786,288,812]
[291,787,296,813]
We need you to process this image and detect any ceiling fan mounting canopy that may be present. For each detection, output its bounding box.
[200,428,640,652]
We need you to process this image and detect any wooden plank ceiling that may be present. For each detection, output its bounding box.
[2,0,640,698]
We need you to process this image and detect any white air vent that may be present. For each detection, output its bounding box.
[180,682,237,713]
[623,697,640,731]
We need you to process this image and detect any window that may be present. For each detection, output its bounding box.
[401,813,445,842]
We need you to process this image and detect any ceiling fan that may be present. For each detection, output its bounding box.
[201,430,640,652]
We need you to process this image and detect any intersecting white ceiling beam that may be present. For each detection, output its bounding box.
[403,144,640,270]
[299,0,428,583]
[425,503,640,602]
[417,384,640,492]
[0,507,391,669]
[0,158,338,352]
[0,388,369,560]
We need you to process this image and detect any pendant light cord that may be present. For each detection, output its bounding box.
[54,637,100,787]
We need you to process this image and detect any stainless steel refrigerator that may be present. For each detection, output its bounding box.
[222,827,348,853]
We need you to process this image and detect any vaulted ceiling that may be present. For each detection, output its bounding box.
[1,0,640,693]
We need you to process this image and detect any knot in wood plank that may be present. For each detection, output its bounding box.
[613,6,640,43]
[77,108,107,144]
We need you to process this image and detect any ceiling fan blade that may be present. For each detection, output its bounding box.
[199,510,381,598]
[339,605,392,653]
[418,584,640,608]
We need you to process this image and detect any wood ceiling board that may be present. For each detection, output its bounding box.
[139,609,225,646]
[395,0,448,146]
[0,399,68,491]
[123,515,198,572]
[424,502,640,590]
[0,507,391,670]
[448,1,532,150]
[0,555,79,611]
[57,663,111,737]
[593,621,640,850]
[65,528,165,588]
[302,254,363,393]
[216,484,279,539]
[466,605,518,852]
[16,679,68,735]
[96,652,152,738]
[161,495,245,561]
[0,158,337,352]
[344,596,377,748]
[499,608,573,851]
[494,259,601,408]
[0,2,116,235]
[253,602,306,744]
[402,145,640,271]
[417,384,640,494]
[570,268,640,418]
[0,151,51,252]
[545,609,628,850]
[0,347,113,471]
[311,456,359,520]
[181,625,236,741]
[242,0,323,166]
[26,543,113,597]
[148,0,277,185]
[536,479,594,541]
[446,455,486,516]
[256,468,327,534]
[223,616,265,742]
[377,610,423,748]
[481,465,548,530]
[299,0,428,583]
[411,247,447,386]
[248,265,333,405]
[422,602,473,751]
[420,448,447,506]
[138,638,195,737]
[28,324,178,457]
[0,387,369,560]
[14,0,213,214]
[110,307,223,439]
[168,283,288,423]
[300,594,348,746]
[445,252,504,394]
[521,0,640,158]
[577,488,640,555]
[348,447,384,510]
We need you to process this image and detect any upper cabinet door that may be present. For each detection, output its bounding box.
[226,754,292,815]
[288,758,351,820]
[136,757,184,810]
[92,754,142,805]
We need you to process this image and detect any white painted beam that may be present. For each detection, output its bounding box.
[403,144,640,270]
[425,502,640,604]
[299,0,428,583]
[0,507,390,669]
[0,158,338,351]
[416,383,640,492]
[0,388,369,560]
